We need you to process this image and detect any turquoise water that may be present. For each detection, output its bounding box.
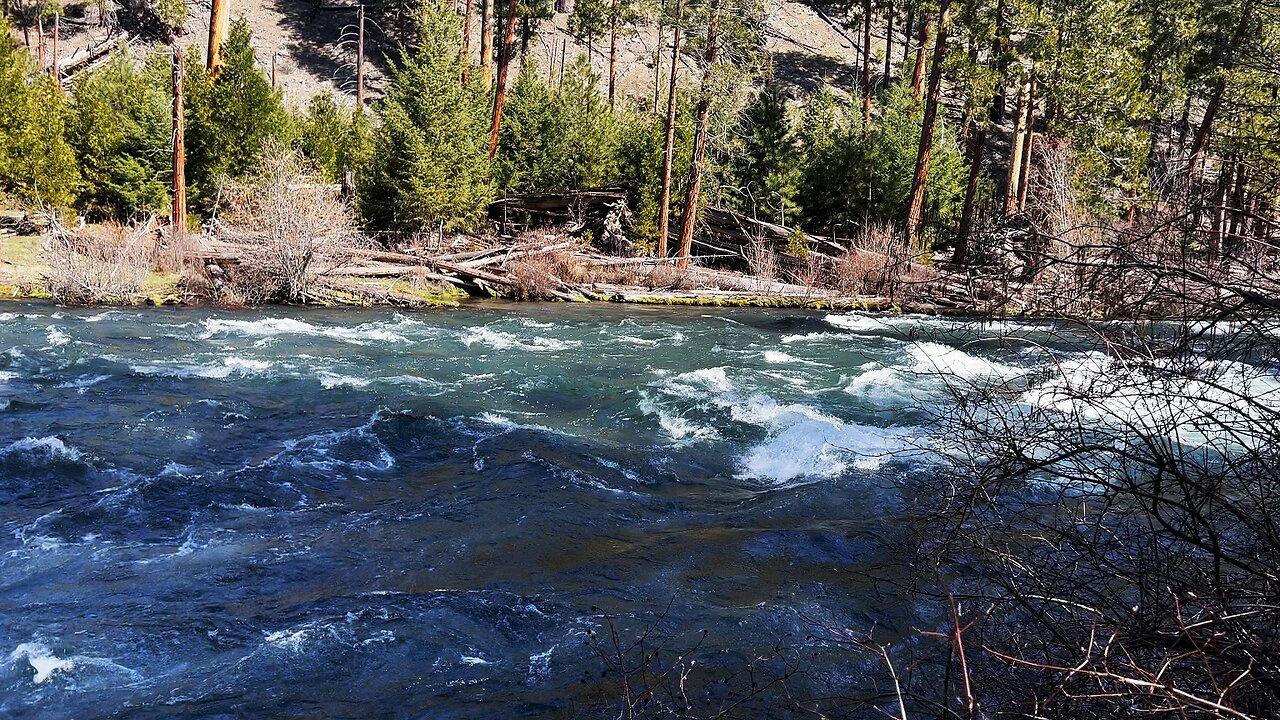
[0,302,1187,717]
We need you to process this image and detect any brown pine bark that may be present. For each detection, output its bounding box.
[955,125,987,264]
[207,0,230,76]
[862,0,873,128]
[656,0,684,258]
[902,6,913,65]
[51,12,58,82]
[1016,77,1036,211]
[480,0,494,88]
[910,14,932,99]
[171,44,187,237]
[1187,5,1251,183]
[462,0,475,68]
[487,0,521,161]
[653,10,664,113]
[675,0,721,270]
[1004,79,1030,216]
[904,0,952,249]
[356,5,366,110]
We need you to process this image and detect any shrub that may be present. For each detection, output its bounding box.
[41,218,158,303]
[210,144,365,303]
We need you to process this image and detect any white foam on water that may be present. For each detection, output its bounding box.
[739,415,913,483]
[844,341,1027,407]
[0,369,19,383]
[780,331,847,345]
[0,312,16,322]
[318,372,373,390]
[462,326,582,353]
[905,342,1025,380]
[636,391,719,442]
[267,411,397,472]
[9,643,75,684]
[824,313,895,334]
[131,355,273,379]
[460,654,496,666]
[528,645,555,683]
[57,374,111,392]
[200,317,410,345]
[43,325,70,348]
[0,436,84,462]
[1023,352,1280,450]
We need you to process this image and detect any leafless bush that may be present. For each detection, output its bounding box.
[41,217,158,304]
[507,253,562,300]
[643,261,697,291]
[208,144,366,303]
[744,236,777,284]
[832,223,926,299]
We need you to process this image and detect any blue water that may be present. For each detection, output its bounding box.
[0,302,1080,717]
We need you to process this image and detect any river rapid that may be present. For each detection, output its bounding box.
[2,302,1271,717]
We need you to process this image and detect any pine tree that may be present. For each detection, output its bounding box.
[69,47,172,218]
[359,5,493,232]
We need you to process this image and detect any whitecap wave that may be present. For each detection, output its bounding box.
[9,643,74,684]
[0,436,84,462]
[462,326,581,353]
[131,355,273,379]
[200,317,411,345]
[43,325,70,348]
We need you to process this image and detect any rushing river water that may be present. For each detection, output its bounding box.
[3,301,1270,718]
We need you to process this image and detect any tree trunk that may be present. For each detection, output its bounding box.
[884,1,893,81]
[207,0,230,76]
[608,0,618,106]
[910,14,932,99]
[1016,77,1036,211]
[904,0,952,249]
[675,0,721,270]
[480,0,494,88]
[1004,78,1030,216]
[656,0,684,258]
[1227,158,1246,250]
[1187,5,1251,183]
[487,0,521,161]
[356,5,366,109]
[862,0,873,128]
[903,6,914,65]
[462,0,475,66]
[171,43,187,237]
[51,12,58,82]
[955,125,987,264]
[989,0,1008,122]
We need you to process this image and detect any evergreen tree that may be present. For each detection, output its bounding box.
[68,47,172,218]
[183,18,291,210]
[726,80,799,225]
[295,93,373,183]
[359,5,493,232]
[0,15,79,206]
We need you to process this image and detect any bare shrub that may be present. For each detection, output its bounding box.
[41,217,158,304]
[832,223,921,298]
[744,235,778,284]
[209,143,366,303]
[643,261,697,291]
[507,253,561,300]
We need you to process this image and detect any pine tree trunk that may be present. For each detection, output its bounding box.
[862,0,873,128]
[480,0,494,88]
[955,125,986,264]
[51,12,58,82]
[904,0,952,249]
[207,0,230,75]
[1187,5,1250,183]
[608,1,618,106]
[884,1,893,81]
[989,0,1008,122]
[1004,79,1030,216]
[910,14,932,99]
[656,0,684,258]
[675,0,721,270]
[1228,158,1246,248]
[1016,77,1036,211]
[487,0,521,160]
[171,43,187,236]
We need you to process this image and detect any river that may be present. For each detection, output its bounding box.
[2,302,1263,717]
